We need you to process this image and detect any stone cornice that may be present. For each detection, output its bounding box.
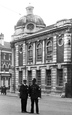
[10,24,72,45]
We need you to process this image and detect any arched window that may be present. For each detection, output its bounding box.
[9,64,11,69]
[46,39,52,61]
[28,44,33,62]
[3,64,6,69]
[36,42,42,61]
[58,34,64,46]
[19,44,23,66]
[19,45,23,53]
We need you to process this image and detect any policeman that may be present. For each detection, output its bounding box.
[29,78,41,114]
[19,79,28,113]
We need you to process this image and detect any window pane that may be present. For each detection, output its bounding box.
[28,44,33,62]
[36,42,42,61]
[46,70,51,86]
[57,69,63,86]
[46,40,52,61]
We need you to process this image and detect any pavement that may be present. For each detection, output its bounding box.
[2,92,61,97]
[1,91,72,102]
[0,91,66,98]
[0,92,72,115]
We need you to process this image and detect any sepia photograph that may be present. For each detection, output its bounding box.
[0,0,72,115]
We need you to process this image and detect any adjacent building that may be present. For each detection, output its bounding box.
[11,5,72,96]
[0,33,12,90]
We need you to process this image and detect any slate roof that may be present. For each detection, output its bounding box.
[34,24,55,34]
[0,41,11,51]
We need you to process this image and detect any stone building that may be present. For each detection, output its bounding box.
[0,33,12,90]
[11,5,72,96]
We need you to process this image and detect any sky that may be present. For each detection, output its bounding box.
[0,0,72,42]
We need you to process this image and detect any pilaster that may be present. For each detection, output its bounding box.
[15,69,19,91]
[32,69,36,79]
[33,42,35,64]
[23,41,26,65]
[15,45,19,66]
[64,33,71,62]
[42,40,45,64]
[51,67,57,92]
[23,69,26,80]
[41,68,45,90]
[11,48,15,92]
[0,50,1,71]
[0,50,1,87]
[53,36,57,63]
[63,67,67,87]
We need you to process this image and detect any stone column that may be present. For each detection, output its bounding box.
[63,67,67,92]
[53,36,57,63]
[51,67,57,93]
[23,69,26,80]
[15,45,19,66]
[42,40,45,64]
[15,69,19,92]
[12,48,14,66]
[0,50,1,87]
[10,48,15,92]
[23,41,26,65]
[64,33,71,62]
[41,68,46,91]
[32,69,36,79]
[0,75,1,87]
[0,50,1,72]
[33,42,35,64]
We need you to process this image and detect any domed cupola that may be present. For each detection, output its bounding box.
[15,5,46,34]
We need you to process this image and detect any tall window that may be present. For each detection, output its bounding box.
[9,54,11,60]
[36,70,41,85]
[46,39,53,62]
[28,44,33,62]
[36,42,42,61]
[4,53,6,60]
[19,44,23,66]
[57,69,63,86]
[46,70,51,86]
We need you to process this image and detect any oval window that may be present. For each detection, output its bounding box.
[27,23,34,30]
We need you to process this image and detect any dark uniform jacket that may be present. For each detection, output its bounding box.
[19,84,28,99]
[29,84,41,99]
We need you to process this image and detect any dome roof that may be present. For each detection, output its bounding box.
[16,5,46,27]
[16,14,46,27]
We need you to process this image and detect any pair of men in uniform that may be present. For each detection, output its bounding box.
[19,78,41,114]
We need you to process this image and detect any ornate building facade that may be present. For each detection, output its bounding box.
[11,5,72,95]
[0,33,12,90]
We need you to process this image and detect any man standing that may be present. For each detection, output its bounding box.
[29,78,41,114]
[19,79,28,113]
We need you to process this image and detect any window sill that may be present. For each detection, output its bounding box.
[56,86,63,90]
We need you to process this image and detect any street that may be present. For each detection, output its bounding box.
[0,94,72,115]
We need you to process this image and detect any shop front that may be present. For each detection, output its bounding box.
[0,73,11,90]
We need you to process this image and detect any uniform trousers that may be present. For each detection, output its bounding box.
[21,98,27,112]
[31,98,39,113]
